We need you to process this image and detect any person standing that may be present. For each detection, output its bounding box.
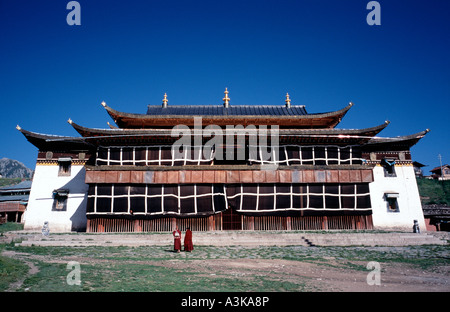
[184,227,194,252]
[173,225,182,252]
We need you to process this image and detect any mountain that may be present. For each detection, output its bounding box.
[0,158,34,178]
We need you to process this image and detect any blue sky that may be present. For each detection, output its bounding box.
[0,0,449,171]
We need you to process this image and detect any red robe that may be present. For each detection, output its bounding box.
[184,229,194,252]
[173,229,182,251]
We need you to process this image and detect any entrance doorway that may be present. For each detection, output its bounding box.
[222,206,242,230]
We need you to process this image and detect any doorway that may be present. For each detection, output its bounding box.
[222,206,242,230]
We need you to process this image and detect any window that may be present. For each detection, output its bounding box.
[249,145,363,166]
[58,158,72,176]
[95,145,215,166]
[52,189,69,211]
[385,193,399,212]
[381,158,396,177]
[86,184,227,216]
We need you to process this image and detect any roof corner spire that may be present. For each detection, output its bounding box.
[162,93,168,108]
[223,87,230,108]
[285,93,291,108]
[101,101,107,107]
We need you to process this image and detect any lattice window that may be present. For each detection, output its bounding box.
[87,184,228,216]
[87,183,371,216]
[226,183,371,212]
[96,145,215,166]
[248,145,363,166]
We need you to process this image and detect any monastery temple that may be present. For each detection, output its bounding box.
[17,90,429,232]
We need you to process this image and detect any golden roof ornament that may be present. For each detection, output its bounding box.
[223,88,230,108]
[162,93,168,108]
[285,93,291,108]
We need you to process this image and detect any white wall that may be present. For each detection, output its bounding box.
[23,164,88,232]
[369,165,426,231]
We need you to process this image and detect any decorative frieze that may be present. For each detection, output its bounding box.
[85,169,374,184]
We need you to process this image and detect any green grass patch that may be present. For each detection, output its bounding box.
[0,253,29,291]
[417,178,450,205]
[0,222,24,234]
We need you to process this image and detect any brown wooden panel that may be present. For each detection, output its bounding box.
[360,170,374,182]
[349,170,361,182]
[105,171,118,183]
[85,171,95,183]
[178,171,191,183]
[118,171,131,183]
[326,170,339,183]
[131,171,143,184]
[226,170,240,183]
[252,170,265,183]
[338,170,350,183]
[279,170,292,183]
[167,171,179,184]
[86,171,106,183]
[191,171,203,183]
[202,170,215,183]
[214,170,226,183]
[264,170,278,183]
[303,170,314,183]
[239,170,253,183]
[153,171,167,183]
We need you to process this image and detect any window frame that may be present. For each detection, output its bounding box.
[58,158,72,177]
[385,193,400,212]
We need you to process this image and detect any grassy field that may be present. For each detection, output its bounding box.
[1,238,449,292]
[1,222,449,292]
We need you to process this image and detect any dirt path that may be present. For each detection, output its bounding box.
[2,250,40,292]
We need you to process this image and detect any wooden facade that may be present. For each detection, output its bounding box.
[86,214,373,233]
[18,92,428,233]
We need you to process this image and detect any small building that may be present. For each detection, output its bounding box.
[17,91,429,232]
[0,180,31,223]
[430,164,450,180]
[422,204,450,231]
[413,161,426,178]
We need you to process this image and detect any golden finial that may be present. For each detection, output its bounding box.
[223,88,230,107]
[162,93,168,108]
[285,93,291,108]
[101,101,106,107]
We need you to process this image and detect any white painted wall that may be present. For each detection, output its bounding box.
[369,165,426,231]
[23,164,88,232]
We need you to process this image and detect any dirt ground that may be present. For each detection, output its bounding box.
[3,249,449,292]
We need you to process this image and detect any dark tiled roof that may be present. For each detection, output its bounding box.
[0,194,29,202]
[0,180,32,191]
[146,105,308,116]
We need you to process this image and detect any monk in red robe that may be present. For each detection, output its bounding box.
[184,227,194,252]
[173,226,182,252]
